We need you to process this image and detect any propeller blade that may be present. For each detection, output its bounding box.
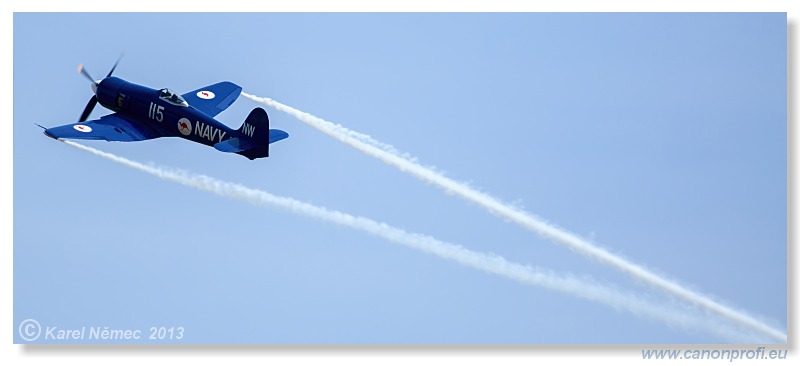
[77,64,96,85]
[79,96,98,123]
[106,53,124,78]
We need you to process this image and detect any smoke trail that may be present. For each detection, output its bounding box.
[60,140,762,342]
[241,93,786,343]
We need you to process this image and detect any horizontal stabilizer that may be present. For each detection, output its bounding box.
[268,129,289,144]
[214,130,289,155]
[214,137,250,153]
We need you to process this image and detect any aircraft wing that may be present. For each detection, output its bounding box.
[182,81,242,118]
[43,114,160,142]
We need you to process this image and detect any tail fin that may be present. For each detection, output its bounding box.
[225,107,288,160]
[239,107,269,141]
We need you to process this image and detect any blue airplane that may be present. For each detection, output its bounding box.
[40,58,288,160]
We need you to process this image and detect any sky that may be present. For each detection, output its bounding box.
[12,12,786,344]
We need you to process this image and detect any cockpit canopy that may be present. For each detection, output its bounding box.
[158,88,188,107]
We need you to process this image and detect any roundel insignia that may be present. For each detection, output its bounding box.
[197,90,215,100]
[73,124,92,133]
[178,118,192,136]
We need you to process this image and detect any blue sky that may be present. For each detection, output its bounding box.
[13,12,786,344]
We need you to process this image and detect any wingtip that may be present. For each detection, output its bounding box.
[34,123,58,140]
[42,130,58,140]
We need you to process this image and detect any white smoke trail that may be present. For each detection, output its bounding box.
[60,140,763,342]
[241,93,786,343]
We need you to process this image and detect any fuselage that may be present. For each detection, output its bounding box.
[95,77,236,147]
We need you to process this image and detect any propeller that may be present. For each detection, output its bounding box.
[78,96,98,123]
[107,53,123,78]
[76,54,123,122]
[77,64,97,86]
